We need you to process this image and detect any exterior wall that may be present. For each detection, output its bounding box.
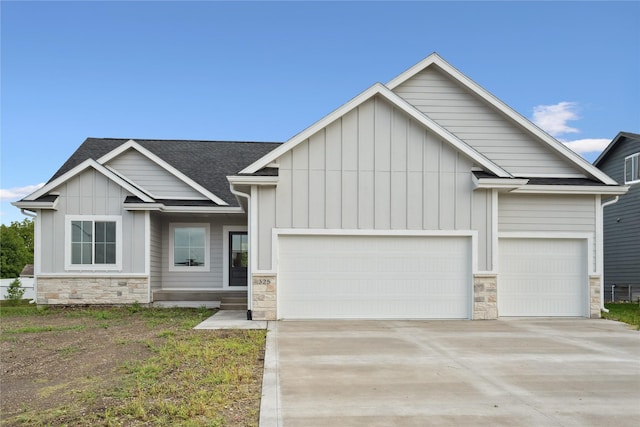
[38,169,146,274]
[149,212,163,291]
[158,214,246,289]
[105,148,203,199]
[256,95,491,271]
[498,193,597,269]
[36,276,149,304]
[392,67,581,177]
[597,137,640,285]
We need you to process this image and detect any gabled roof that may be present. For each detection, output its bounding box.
[386,53,619,185]
[44,138,280,207]
[240,83,512,178]
[594,131,640,166]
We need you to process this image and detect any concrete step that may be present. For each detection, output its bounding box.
[153,290,246,302]
[220,302,248,311]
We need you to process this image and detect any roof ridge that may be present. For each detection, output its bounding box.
[86,137,281,144]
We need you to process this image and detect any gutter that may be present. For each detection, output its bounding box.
[599,196,620,313]
[229,184,253,320]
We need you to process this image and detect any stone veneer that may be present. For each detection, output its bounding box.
[36,276,150,305]
[251,273,276,320]
[589,275,602,319]
[473,274,498,320]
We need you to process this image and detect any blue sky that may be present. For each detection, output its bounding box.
[1,1,639,224]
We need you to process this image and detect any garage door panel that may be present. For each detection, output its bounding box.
[498,238,587,317]
[278,235,471,319]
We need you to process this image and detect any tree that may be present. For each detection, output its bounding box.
[0,219,34,279]
[4,278,25,300]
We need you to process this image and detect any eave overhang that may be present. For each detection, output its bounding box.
[12,195,60,210]
[509,185,629,195]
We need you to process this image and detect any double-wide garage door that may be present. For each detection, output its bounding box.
[278,235,471,319]
[498,238,588,317]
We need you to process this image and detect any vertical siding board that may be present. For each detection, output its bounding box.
[275,168,292,228]
[292,169,309,228]
[358,99,375,171]
[406,171,423,229]
[325,171,342,228]
[309,170,326,228]
[308,130,326,170]
[325,120,342,171]
[341,171,358,229]
[374,98,392,172]
[342,111,358,171]
[424,172,439,229]
[358,170,375,229]
[391,171,407,229]
[374,171,391,229]
[258,187,277,270]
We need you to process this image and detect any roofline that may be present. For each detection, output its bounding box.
[23,159,154,202]
[227,175,279,185]
[123,202,245,214]
[98,139,229,206]
[593,131,640,166]
[509,185,629,195]
[12,198,60,210]
[387,53,618,185]
[241,83,512,178]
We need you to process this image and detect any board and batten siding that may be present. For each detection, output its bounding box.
[597,137,640,285]
[255,95,493,271]
[498,193,597,270]
[106,148,203,199]
[393,67,581,177]
[158,215,246,289]
[38,169,146,274]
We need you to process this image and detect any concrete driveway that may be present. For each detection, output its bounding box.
[260,319,640,427]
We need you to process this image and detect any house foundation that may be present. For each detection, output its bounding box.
[473,274,498,320]
[36,276,149,305]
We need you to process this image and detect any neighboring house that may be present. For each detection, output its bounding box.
[14,53,628,320]
[594,132,640,301]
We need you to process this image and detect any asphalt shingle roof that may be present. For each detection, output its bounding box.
[50,138,281,207]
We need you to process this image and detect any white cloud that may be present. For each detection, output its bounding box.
[0,183,45,201]
[532,101,581,137]
[560,138,610,155]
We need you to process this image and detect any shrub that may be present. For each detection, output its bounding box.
[4,278,26,301]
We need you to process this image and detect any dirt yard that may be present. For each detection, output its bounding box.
[0,304,265,426]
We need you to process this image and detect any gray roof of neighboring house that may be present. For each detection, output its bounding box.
[50,138,281,206]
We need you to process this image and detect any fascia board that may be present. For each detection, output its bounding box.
[241,82,511,178]
[240,84,385,174]
[387,54,617,185]
[473,177,529,190]
[24,159,154,202]
[510,185,629,195]
[98,139,229,206]
[12,199,59,210]
[160,206,245,214]
[227,175,279,185]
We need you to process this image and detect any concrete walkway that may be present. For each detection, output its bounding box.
[193,310,268,330]
[260,318,640,427]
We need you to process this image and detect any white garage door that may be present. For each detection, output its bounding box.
[277,235,471,319]
[498,238,587,317]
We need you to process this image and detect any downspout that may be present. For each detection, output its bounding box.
[229,184,253,320]
[20,209,38,304]
[600,196,619,313]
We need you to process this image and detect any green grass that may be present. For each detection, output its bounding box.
[603,303,640,329]
[2,324,86,334]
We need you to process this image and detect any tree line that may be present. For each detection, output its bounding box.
[0,218,34,279]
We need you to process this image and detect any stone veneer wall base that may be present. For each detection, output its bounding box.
[473,274,498,320]
[589,275,602,319]
[36,276,150,305]
[251,273,277,321]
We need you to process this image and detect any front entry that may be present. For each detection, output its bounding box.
[229,232,248,286]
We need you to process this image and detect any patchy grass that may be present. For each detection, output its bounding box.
[1,305,266,426]
[603,303,640,330]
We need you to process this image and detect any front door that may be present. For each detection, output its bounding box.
[229,232,248,286]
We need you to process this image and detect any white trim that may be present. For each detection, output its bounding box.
[240,83,511,178]
[168,223,211,272]
[144,211,151,303]
[12,198,59,210]
[38,273,149,278]
[595,195,603,277]
[123,203,244,214]
[498,231,594,275]
[491,189,499,273]
[222,225,248,289]
[98,139,229,205]
[473,177,529,190]
[227,175,279,185]
[64,215,123,271]
[512,173,587,178]
[624,153,640,184]
[250,185,259,274]
[510,185,629,195]
[386,53,618,185]
[26,159,153,202]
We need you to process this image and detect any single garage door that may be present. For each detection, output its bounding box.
[277,234,471,319]
[498,238,588,317]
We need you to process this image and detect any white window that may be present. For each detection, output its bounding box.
[624,153,640,184]
[65,216,122,270]
[169,223,210,272]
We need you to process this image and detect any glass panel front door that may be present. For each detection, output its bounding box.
[229,232,248,286]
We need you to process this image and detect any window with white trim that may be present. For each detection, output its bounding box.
[169,223,210,272]
[624,153,640,184]
[65,216,122,270]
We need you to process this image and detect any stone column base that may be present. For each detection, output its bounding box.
[473,274,498,320]
[251,273,276,321]
[589,275,602,319]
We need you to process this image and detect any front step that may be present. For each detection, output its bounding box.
[152,290,247,310]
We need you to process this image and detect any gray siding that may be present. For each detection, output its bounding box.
[597,137,640,285]
[38,169,146,274]
[158,215,246,289]
[393,67,582,177]
[149,212,162,290]
[106,148,203,199]
[257,95,493,271]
